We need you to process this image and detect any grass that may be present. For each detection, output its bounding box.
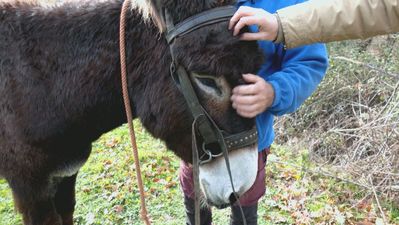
[1,121,398,224]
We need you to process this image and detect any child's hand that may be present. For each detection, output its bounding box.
[231,74,275,118]
[229,6,278,41]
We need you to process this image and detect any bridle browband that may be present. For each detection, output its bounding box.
[165,6,238,43]
[162,5,258,225]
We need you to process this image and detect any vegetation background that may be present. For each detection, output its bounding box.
[0,0,398,224]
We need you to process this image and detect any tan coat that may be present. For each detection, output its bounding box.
[277,0,399,49]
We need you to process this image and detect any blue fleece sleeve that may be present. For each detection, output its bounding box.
[266,44,328,116]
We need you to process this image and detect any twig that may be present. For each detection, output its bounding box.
[376,82,399,119]
[329,121,399,133]
[369,176,388,224]
[390,186,399,191]
[269,157,399,193]
[268,158,372,190]
[332,56,399,80]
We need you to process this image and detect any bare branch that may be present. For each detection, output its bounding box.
[332,56,399,80]
[369,176,388,224]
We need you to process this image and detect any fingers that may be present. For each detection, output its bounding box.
[231,96,259,118]
[239,32,266,41]
[232,16,260,36]
[231,94,258,105]
[235,107,259,118]
[229,6,264,36]
[229,6,279,42]
[231,74,275,118]
[232,74,262,95]
[232,98,264,118]
[242,73,261,83]
[233,84,257,96]
[229,6,255,30]
[231,74,262,118]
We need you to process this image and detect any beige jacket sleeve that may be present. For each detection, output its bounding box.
[276,0,399,49]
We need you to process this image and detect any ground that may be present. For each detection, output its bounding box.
[1,122,398,225]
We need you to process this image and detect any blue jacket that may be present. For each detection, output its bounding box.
[236,0,329,151]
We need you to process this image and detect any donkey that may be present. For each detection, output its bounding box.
[0,0,263,224]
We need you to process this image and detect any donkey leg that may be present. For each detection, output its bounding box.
[54,173,78,225]
[10,178,62,225]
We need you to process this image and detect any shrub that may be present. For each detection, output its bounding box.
[274,35,399,198]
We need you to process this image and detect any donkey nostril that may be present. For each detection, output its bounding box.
[229,192,239,205]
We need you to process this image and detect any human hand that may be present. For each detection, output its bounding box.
[228,6,278,41]
[231,74,275,118]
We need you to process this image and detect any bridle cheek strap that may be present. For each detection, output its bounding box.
[170,62,219,145]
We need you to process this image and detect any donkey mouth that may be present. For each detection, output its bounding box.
[212,202,231,209]
[208,192,239,209]
[199,145,258,208]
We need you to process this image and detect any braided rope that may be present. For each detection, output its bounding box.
[119,0,151,224]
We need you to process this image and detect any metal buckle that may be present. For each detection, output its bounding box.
[198,127,258,165]
[199,142,224,165]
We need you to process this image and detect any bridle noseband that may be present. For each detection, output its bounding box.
[162,5,258,225]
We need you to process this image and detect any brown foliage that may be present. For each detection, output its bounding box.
[275,35,399,198]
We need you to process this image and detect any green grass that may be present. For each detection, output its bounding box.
[1,121,398,224]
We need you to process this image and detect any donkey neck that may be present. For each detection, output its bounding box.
[58,2,172,144]
[9,1,171,146]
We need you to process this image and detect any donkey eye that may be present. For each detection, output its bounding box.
[197,77,218,89]
[192,73,222,96]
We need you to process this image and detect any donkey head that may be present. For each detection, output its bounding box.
[147,0,264,207]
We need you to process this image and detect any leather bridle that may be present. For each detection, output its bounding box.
[165,5,258,166]
[163,5,258,225]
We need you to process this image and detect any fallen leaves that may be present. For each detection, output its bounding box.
[259,146,398,224]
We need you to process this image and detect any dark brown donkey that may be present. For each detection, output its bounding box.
[0,0,263,224]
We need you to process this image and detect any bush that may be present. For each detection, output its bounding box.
[274,34,399,199]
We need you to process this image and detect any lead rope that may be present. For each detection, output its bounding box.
[119,1,151,224]
[191,117,202,225]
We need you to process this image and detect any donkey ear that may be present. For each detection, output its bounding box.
[147,0,166,32]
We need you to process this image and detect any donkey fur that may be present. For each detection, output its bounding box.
[0,0,262,224]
